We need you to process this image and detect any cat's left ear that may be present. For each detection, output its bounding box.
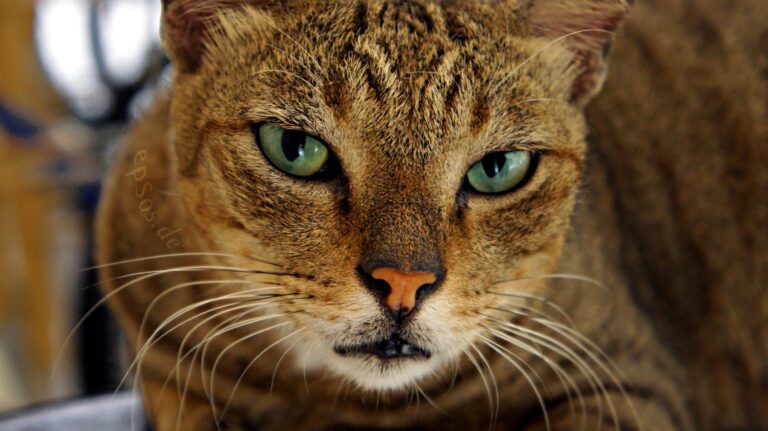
[161,0,237,72]
[162,0,278,73]
[528,0,631,106]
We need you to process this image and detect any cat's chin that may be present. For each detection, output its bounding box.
[292,338,441,391]
[327,353,439,391]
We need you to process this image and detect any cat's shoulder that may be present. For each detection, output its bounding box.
[585,0,768,423]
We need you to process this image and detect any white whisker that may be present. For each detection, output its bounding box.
[488,28,614,96]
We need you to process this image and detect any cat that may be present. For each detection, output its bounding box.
[95,0,768,430]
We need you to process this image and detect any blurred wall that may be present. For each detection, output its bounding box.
[0,0,81,412]
[2,0,161,412]
[0,0,64,119]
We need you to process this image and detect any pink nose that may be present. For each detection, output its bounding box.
[369,267,438,316]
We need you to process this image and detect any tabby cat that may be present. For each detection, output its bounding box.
[96,0,768,430]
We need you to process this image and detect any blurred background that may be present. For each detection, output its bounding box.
[0,0,166,413]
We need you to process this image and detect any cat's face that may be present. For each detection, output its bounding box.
[165,0,616,391]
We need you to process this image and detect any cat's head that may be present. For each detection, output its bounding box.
[161,0,628,391]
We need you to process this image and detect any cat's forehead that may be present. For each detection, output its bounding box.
[199,0,571,159]
[311,0,510,79]
[259,2,535,143]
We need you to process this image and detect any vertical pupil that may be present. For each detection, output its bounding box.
[281,130,305,161]
[481,154,507,178]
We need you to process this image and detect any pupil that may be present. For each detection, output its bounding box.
[281,130,305,161]
[481,154,506,177]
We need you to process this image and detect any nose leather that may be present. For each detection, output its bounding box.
[370,267,437,315]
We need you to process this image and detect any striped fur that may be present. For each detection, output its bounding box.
[96,1,766,430]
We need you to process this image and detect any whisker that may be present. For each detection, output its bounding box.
[510,98,567,109]
[476,333,551,431]
[173,307,257,403]
[205,319,295,419]
[55,264,298,376]
[414,382,443,414]
[120,288,293,395]
[218,328,303,422]
[264,20,329,81]
[487,28,615,97]
[461,347,495,427]
[122,298,244,396]
[265,43,322,86]
[254,68,319,91]
[468,342,500,430]
[181,294,303,397]
[491,273,609,293]
[83,251,282,272]
[136,281,281,355]
[489,318,613,429]
[479,318,586,430]
[269,332,306,395]
[413,383,421,413]
[150,305,274,418]
[301,339,320,395]
[535,318,641,430]
[171,314,291,428]
[331,378,346,411]
[488,292,576,329]
[493,331,585,430]
[477,327,550,399]
[141,300,296,418]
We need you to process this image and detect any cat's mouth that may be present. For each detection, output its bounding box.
[334,334,431,360]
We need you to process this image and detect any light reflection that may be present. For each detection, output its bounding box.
[35,0,163,122]
[36,0,113,120]
[97,0,161,86]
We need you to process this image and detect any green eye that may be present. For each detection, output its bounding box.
[465,151,536,194]
[256,124,330,178]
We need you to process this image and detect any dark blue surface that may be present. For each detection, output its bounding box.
[0,101,40,141]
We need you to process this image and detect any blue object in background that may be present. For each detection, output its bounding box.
[0,101,40,142]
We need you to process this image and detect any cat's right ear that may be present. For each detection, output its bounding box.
[161,0,263,73]
[161,0,216,72]
[483,0,631,106]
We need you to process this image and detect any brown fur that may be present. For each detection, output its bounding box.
[95,0,767,430]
